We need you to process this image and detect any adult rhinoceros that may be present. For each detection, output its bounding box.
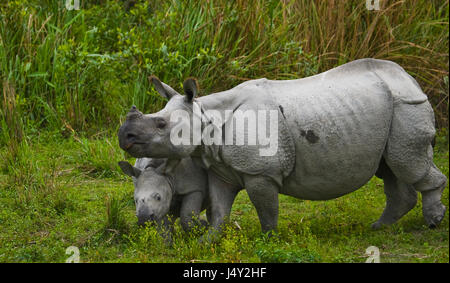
[118,59,447,237]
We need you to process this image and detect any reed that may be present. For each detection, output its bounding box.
[0,0,448,142]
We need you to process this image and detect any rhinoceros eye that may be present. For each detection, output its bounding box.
[152,193,161,201]
[154,117,166,129]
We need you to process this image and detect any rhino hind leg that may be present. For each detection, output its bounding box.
[384,101,447,228]
[372,159,417,229]
[414,162,447,228]
[386,142,447,228]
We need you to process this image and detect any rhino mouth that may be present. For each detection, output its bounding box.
[137,213,159,226]
[122,140,151,154]
[124,142,134,150]
[124,141,147,150]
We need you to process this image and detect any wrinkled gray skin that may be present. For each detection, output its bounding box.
[118,157,209,238]
[118,59,447,239]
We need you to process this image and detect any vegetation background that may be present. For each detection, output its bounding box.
[0,0,448,262]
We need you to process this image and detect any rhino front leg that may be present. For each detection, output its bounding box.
[180,191,206,233]
[243,175,279,234]
[201,171,240,242]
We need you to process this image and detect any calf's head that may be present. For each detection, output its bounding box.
[118,160,173,226]
[118,77,199,159]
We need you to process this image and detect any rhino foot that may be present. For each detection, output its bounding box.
[421,184,447,229]
[423,203,446,229]
[371,221,384,230]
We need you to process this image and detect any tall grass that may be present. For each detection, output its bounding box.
[0,0,448,144]
[104,194,129,233]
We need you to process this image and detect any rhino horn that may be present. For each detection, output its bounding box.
[126,105,143,120]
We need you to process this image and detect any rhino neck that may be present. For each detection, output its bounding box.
[193,86,296,189]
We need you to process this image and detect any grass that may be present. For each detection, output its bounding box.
[0,132,447,263]
[0,0,448,263]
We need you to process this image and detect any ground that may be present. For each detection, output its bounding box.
[0,132,448,263]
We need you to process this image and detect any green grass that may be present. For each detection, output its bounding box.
[0,133,448,263]
[0,0,448,263]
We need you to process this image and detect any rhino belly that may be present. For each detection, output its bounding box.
[274,74,393,200]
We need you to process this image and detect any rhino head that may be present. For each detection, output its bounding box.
[118,160,173,226]
[118,77,200,159]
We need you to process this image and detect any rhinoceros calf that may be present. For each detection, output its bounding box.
[118,58,447,237]
[118,157,209,235]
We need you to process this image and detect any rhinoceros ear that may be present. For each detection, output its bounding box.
[148,76,179,100]
[118,161,142,178]
[183,78,198,102]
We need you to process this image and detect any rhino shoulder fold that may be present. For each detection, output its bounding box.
[218,102,296,188]
[278,109,296,179]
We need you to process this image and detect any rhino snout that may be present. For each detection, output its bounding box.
[136,202,157,226]
[137,212,156,226]
[118,126,138,151]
